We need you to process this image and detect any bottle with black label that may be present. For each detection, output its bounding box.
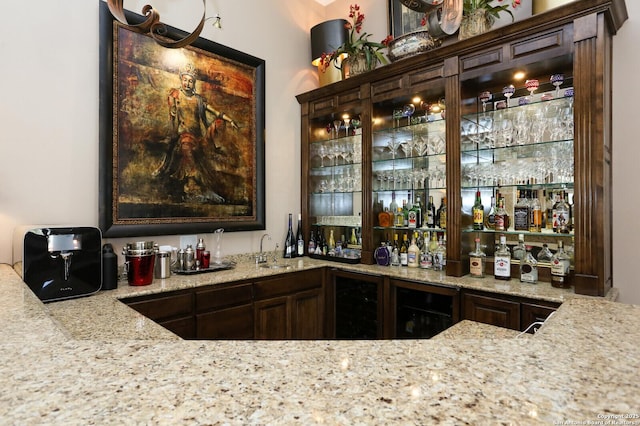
[513,189,529,231]
[426,195,436,227]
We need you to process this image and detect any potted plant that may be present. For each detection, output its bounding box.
[321,4,392,78]
[459,0,523,39]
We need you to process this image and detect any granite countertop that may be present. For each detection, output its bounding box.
[1,261,637,424]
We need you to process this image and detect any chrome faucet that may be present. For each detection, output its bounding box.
[256,233,271,264]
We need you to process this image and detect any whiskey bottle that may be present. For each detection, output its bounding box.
[438,197,447,229]
[520,245,538,284]
[555,192,571,234]
[494,197,508,232]
[494,234,511,281]
[484,194,497,230]
[537,243,554,262]
[472,190,484,230]
[551,241,572,288]
[529,191,543,233]
[512,233,526,261]
[469,237,486,278]
[513,189,529,231]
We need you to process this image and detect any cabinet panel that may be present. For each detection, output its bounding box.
[196,283,252,312]
[253,270,323,300]
[197,305,253,339]
[521,302,558,333]
[291,288,324,339]
[123,290,193,322]
[462,292,520,330]
[160,317,196,340]
[254,296,289,339]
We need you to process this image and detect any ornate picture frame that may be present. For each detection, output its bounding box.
[99,2,265,237]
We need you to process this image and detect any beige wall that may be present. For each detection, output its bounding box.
[0,0,637,304]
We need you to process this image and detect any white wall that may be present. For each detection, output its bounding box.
[0,0,637,304]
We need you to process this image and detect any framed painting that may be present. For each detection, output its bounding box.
[388,0,429,38]
[99,2,265,237]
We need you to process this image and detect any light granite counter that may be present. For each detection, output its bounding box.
[1,261,637,424]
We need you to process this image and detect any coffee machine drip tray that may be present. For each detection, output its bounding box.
[20,227,102,303]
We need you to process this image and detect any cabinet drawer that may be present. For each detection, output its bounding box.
[253,270,323,300]
[124,291,193,321]
[462,292,520,330]
[196,283,253,312]
[521,302,558,333]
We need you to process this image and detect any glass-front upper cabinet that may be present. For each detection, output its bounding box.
[460,66,575,276]
[371,81,447,264]
[307,104,363,262]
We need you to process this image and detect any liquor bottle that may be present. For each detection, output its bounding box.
[433,236,447,271]
[284,213,296,258]
[308,228,316,254]
[317,228,327,255]
[407,237,420,268]
[494,197,508,232]
[529,191,543,233]
[472,190,484,230]
[426,195,436,227]
[350,228,358,246]
[520,245,538,284]
[402,199,409,227]
[328,229,336,251]
[389,191,399,217]
[551,241,571,287]
[494,234,511,280]
[438,197,447,229]
[469,237,486,278]
[555,192,571,234]
[395,207,405,227]
[428,231,439,269]
[400,234,409,266]
[413,195,423,228]
[484,194,497,230]
[378,205,393,227]
[512,233,526,261]
[296,214,305,256]
[545,190,555,230]
[537,243,554,262]
[513,189,530,231]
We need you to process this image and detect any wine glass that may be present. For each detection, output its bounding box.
[403,104,416,126]
[550,73,565,98]
[502,85,515,108]
[333,120,342,139]
[525,79,539,101]
[479,91,492,113]
[343,117,351,137]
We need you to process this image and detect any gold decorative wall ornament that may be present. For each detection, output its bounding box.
[106,0,207,48]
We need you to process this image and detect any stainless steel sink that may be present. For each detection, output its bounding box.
[259,263,291,270]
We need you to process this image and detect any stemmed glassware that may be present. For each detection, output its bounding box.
[550,73,565,98]
[525,79,539,101]
[333,120,342,139]
[503,85,515,108]
[402,104,416,126]
[343,117,351,137]
[479,91,492,113]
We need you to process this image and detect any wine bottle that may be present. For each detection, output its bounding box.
[284,213,296,258]
[308,228,316,255]
[296,213,304,256]
[400,234,408,266]
[426,195,436,227]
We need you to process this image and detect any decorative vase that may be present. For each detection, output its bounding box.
[458,8,495,40]
[341,52,376,79]
[387,30,441,63]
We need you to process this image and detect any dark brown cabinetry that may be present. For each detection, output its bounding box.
[462,290,559,332]
[297,0,628,297]
[195,283,254,339]
[123,289,196,339]
[253,270,325,339]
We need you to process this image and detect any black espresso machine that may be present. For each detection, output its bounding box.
[17,227,102,302]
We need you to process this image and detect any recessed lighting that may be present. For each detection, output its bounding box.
[514,71,526,80]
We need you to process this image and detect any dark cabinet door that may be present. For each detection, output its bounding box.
[197,305,254,339]
[254,296,289,339]
[521,302,558,334]
[123,289,195,339]
[160,317,196,339]
[462,292,520,330]
[291,287,324,339]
